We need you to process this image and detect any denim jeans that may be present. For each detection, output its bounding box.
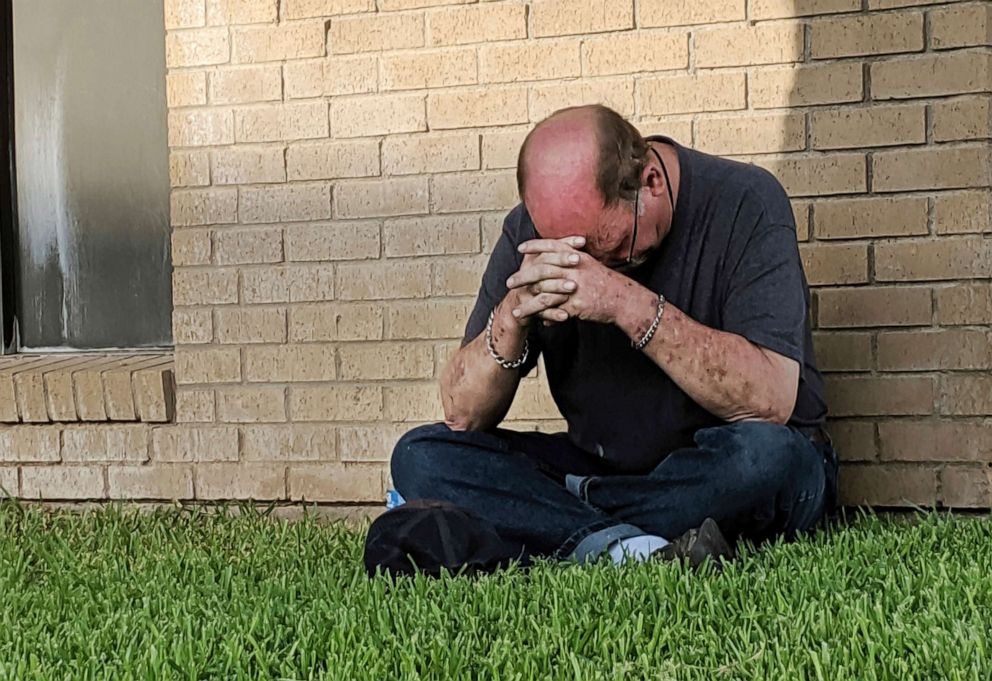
[391,421,839,563]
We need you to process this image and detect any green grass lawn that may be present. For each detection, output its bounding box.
[1,501,990,680]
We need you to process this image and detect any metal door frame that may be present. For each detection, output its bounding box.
[0,0,18,354]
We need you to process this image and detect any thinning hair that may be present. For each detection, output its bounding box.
[516,104,649,208]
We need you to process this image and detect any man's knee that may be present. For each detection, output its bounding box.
[700,420,818,486]
[390,423,453,495]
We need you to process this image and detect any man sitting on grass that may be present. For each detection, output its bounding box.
[390,104,838,568]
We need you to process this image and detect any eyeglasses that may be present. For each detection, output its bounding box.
[621,145,674,269]
[626,189,639,266]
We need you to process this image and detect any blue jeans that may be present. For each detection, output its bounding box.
[391,421,839,563]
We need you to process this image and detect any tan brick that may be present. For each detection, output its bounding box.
[479,40,580,84]
[165,0,206,29]
[0,427,61,462]
[869,0,946,7]
[176,347,241,384]
[877,237,992,282]
[428,87,529,129]
[941,375,992,416]
[284,221,380,262]
[838,463,936,507]
[291,385,383,421]
[170,150,210,188]
[173,269,239,306]
[529,79,634,121]
[231,21,325,63]
[874,146,989,193]
[244,345,336,382]
[695,112,805,156]
[380,48,476,91]
[339,342,434,380]
[813,196,928,240]
[879,420,992,462]
[817,286,932,328]
[283,0,374,19]
[287,140,379,181]
[0,467,17,497]
[241,264,335,304]
[750,62,862,109]
[207,0,276,24]
[872,51,991,100]
[697,22,804,68]
[930,2,991,50]
[242,424,336,460]
[240,183,331,223]
[171,188,238,227]
[43,359,98,422]
[481,129,527,170]
[936,283,992,325]
[71,362,111,423]
[825,419,876,461]
[212,147,285,185]
[799,243,869,286]
[379,0,467,9]
[752,154,866,197]
[166,28,229,68]
[383,383,444,421]
[812,104,925,150]
[582,31,687,78]
[284,56,378,98]
[236,101,328,143]
[217,386,286,422]
[942,466,992,508]
[215,307,286,344]
[934,191,991,235]
[933,96,991,143]
[506,381,562,420]
[427,3,527,46]
[61,426,149,463]
[384,215,480,257]
[638,0,744,27]
[329,12,424,54]
[826,375,935,417]
[104,358,170,422]
[635,118,694,147]
[338,423,411,462]
[793,201,811,241]
[331,93,426,138]
[336,261,430,300]
[168,109,234,147]
[167,71,207,107]
[14,371,49,423]
[638,71,745,116]
[432,172,517,214]
[812,12,923,59]
[153,425,239,462]
[108,465,193,500]
[386,299,473,339]
[173,308,213,344]
[530,0,632,37]
[750,0,859,19]
[878,329,991,372]
[133,365,173,423]
[812,331,872,372]
[213,228,282,265]
[209,66,281,106]
[288,462,383,501]
[176,389,215,423]
[382,133,478,176]
[21,466,105,500]
[289,303,383,342]
[335,176,428,219]
[196,462,286,499]
[172,230,212,267]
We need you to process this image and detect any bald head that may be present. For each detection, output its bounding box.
[516,105,649,254]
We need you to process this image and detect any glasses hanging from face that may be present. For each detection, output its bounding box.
[622,145,675,268]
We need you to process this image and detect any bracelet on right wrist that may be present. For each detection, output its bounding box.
[485,308,529,370]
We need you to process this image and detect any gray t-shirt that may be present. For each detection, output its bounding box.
[463,135,827,472]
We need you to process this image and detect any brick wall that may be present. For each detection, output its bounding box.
[1,0,989,509]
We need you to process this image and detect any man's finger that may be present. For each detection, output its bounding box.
[530,278,577,295]
[517,236,586,254]
[506,264,572,289]
[512,292,569,320]
[538,307,570,323]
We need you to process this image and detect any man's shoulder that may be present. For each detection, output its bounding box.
[689,149,793,226]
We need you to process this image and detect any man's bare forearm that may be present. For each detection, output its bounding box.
[440,294,528,431]
[615,285,799,424]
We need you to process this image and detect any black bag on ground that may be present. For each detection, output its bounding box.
[363,499,529,578]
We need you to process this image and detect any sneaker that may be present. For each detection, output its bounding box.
[655,517,735,569]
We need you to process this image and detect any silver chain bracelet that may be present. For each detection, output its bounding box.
[631,294,666,350]
[485,308,529,369]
